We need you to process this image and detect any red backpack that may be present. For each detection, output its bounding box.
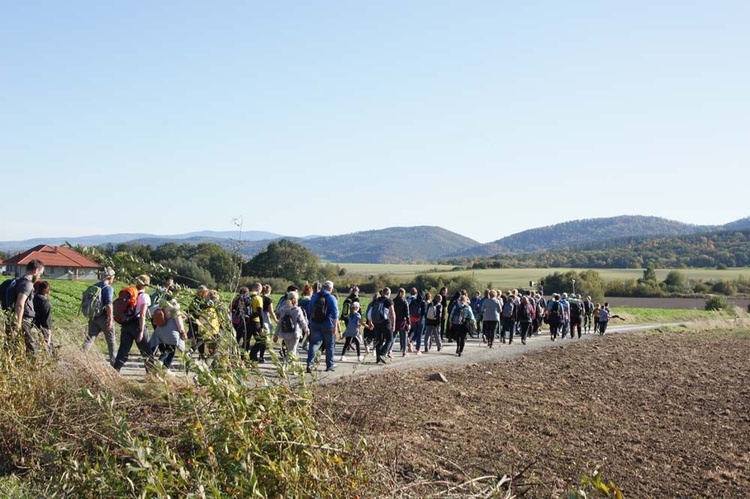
[113,286,139,324]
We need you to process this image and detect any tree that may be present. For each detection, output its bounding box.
[663,270,686,292]
[244,239,320,283]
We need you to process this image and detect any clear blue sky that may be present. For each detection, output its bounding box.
[2,1,748,244]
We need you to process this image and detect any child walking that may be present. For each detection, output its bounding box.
[341,302,364,362]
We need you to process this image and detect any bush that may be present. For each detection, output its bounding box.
[705,295,730,311]
[711,280,737,296]
[0,327,367,497]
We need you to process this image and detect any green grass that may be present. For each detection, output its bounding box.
[338,265,750,289]
[613,307,730,323]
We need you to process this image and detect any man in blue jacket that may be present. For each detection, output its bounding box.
[306,280,339,373]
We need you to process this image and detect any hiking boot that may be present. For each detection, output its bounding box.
[325,367,335,372]
[305,366,313,373]
[340,355,346,362]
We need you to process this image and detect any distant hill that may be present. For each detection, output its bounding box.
[301,226,479,264]
[724,217,750,231]
[470,228,750,269]
[453,216,717,258]
[0,230,284,254]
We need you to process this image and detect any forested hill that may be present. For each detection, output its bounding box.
[301,226,479,264]
[468,229,750,269]
[453,215,715,257]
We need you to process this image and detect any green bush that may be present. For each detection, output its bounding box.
[705,295,730,311]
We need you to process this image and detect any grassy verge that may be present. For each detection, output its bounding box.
[611,306,737,323]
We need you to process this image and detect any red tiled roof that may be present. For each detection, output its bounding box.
[4,245,100,269]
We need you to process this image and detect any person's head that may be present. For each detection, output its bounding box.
[520,295,528,304]
[302,284,313,297]
[312,281,321,293]
[553,293,560,301]
[286,285,299,294]
[586,295,591,301]
[372,293,379,301]
[239,286,249,296]
[33,280,50,296]
[262,284,272,296]
[562,292,568,299]
[348,286,359,297]
[381,287,391,297]
[102,267,116,283]
[439,286,447,295]
[484,289,490,298]
[135,274,151,290]
[397,288,406,299]
[474,290,480,297]
[198,284,209,297]
[459,294,467,304]
[489,289,497,298]
[351,301,361,314]
[208,289,220,302]
[604,302,609,308]
[26,259,44,282]
[251,282,262,294]
[287,290,299,305]
[410,287,418,296]
[434,293,442,304]
[164,278,174,289]
[322,280,334,292]
[424,291,432,302]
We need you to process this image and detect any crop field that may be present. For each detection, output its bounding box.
[339,264,750,289]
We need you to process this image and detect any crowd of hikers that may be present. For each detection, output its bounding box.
[1,261,618,374]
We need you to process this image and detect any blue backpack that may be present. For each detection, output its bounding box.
[0,278,19,310]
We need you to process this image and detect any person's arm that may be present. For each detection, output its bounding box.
[14,294,27,332]
[137,297,148,342]
[389,305,396,333]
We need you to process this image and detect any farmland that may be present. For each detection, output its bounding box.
[341,264,750,289]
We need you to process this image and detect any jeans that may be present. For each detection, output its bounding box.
[501,318,516,343]
[306,326,335,370]
[410,319,425,350]
[342,336,360,357]
[113,321,152,371]
[424,325,441,350]
[519,321,532,343]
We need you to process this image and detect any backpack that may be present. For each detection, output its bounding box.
[310,293,328,323]
[151,307,168,328]
[501,300,514,318]
[409,299,422,323]
[450,304,465,326]
[80,283,104,321]
[519,302,533,322]
[570,301,582,317]
[0,278,19,310]
[231,296,248,325]
[584,299,594,315]
[113,287,139,324]
[370,298,388,325]
[426,303,438,321]
[536,300,545,319]
[280,312,295,333]
[341,298,351,319]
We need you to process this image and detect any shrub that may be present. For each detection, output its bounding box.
[705,295,730,311]
[711,280,737,296]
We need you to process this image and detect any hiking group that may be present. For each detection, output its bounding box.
[2,264,617,375]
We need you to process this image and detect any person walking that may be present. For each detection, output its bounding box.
[517,295,535,345]
[392,288,410,357]
[481,289,502,348]
[305,280,339,373]
[340,301,363,362]
[423,292,443,352]
[500,293,517,344]
[32,280,53,353]
[449,294,475,357]
[113,275,153,372]
[81,267,118,364]
[368,287,396,365]
[8,259,45,354]
[149,288,188,370]
[274,290,309,365]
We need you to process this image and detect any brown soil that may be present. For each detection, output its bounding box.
[315,327,750,498]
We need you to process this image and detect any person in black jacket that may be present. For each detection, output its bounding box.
[33,279,53,352]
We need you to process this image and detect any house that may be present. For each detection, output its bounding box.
[3,245,100,280]
[0,258,5,274]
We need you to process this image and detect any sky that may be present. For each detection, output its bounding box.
[1,1,748,244]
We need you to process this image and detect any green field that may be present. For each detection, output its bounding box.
[339,264,750,289]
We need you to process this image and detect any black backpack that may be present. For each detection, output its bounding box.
[570,301,582,316]
[0,278,19,310]
[310,293,328,322]
[280,312,295,333]
[408,299,422,320]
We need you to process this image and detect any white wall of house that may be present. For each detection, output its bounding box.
[5,265,97,280]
